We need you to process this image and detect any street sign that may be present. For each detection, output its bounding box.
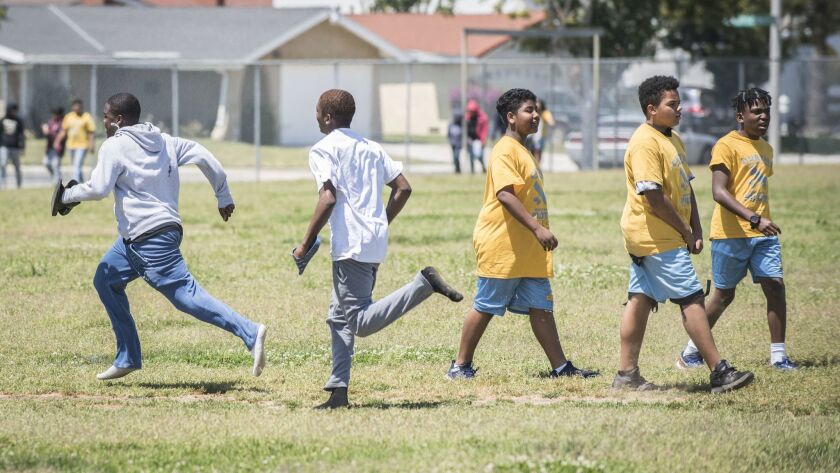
[725,14,776,28]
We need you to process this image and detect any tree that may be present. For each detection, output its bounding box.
[517,0,839,58]
[532,0,660,57]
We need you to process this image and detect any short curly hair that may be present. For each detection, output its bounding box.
[107,92,141,124]
[496,88,536,125]
[732,87,771,113]
[638,75,680,115]
[318,89,356,126]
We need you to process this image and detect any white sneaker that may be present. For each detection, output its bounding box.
[96,366,138,381]
[251,324,267,377]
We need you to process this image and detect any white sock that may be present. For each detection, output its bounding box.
[552,361,569,374]
[683,340,700,356]
[770,343,787,364]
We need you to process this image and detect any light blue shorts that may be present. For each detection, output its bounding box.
[711,236,783,289]
[628,247,704,304]
[474,277,553,316]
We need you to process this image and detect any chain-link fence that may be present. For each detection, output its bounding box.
[3,56,839,172]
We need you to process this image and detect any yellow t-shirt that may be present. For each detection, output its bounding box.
[540,109,555,137]
[709,131,774,239]
[473,135,552,278]
[62,112,95,150]
[620,124,694,257]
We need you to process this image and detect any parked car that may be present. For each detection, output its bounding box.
[564,111,719,168]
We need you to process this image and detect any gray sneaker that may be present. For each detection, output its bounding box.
[611,367,659,391]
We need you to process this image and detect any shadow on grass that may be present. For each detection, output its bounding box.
[135,380,267,394]
[794,357,840,368]
[351,400,447,410]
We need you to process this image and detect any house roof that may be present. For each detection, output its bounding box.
[348,11,546,58]
[0,6,340,64]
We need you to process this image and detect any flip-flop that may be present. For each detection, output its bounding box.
[51,179,79,216]
[291,235,321,275]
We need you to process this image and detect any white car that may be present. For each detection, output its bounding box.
[564,113,718,168]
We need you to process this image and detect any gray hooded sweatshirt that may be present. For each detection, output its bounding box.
[62,123,233,241]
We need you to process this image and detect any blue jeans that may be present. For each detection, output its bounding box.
[70,148,87,182]
[93,230,258,369]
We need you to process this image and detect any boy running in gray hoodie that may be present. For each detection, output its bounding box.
[54,93,267,381]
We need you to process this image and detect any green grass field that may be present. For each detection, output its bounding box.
[1,166,838,472]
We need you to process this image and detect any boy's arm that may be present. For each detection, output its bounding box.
[711,165,780,236]
[16,119,25,150]
[496,186,557,251]
[688,186,703,254]
[294,181,336,258]
[61,143,121,202]
[54,128,66,151]
[174,137,234,220]
[385,174,412,224]
[643,188,695,251]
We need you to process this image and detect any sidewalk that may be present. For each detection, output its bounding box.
[3,148,836,191]
[382,142,580,173]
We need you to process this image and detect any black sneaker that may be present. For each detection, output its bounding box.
[421,267,463,302]
[314,387,349,409]
[550,360,600,379]
[611,367,659,391]
[710,360,754,393]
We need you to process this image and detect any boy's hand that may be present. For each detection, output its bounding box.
[534,226,558,251]
[690,228,703,254]
[690,237,703,255]
[291,236,321,275]
[757,217,781,236]
[218,204,235,222]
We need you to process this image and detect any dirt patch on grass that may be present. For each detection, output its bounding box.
[473,393,691,406]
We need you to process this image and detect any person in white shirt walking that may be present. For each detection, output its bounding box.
[292,89,464,409]
[53,93,267,381]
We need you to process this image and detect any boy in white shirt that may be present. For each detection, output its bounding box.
[293,89,463,409]
[54,93,267,381]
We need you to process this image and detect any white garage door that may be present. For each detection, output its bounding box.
[280,64,373,146]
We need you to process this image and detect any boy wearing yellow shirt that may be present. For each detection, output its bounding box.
[446,88,598,380]
[56,99,96,182]
[678,88,796,370]
[614,76,754,393]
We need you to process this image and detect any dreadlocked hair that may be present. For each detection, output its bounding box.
[318,89,356,126]
[732,88,771,112]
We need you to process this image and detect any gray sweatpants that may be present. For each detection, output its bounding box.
[0,147,22,188]
[324,258,434,390]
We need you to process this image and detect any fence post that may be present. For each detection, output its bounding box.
[404,61,412,171]
[768,0,782,160]
[90,65,97,122]
[1,64,7,106]
[591,34,601,170]
[460,29,468,172]
[254,64,261,182]
[171,66,179,136]
[548,61,555,172]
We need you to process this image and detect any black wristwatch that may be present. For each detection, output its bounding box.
[749,214,762,229]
